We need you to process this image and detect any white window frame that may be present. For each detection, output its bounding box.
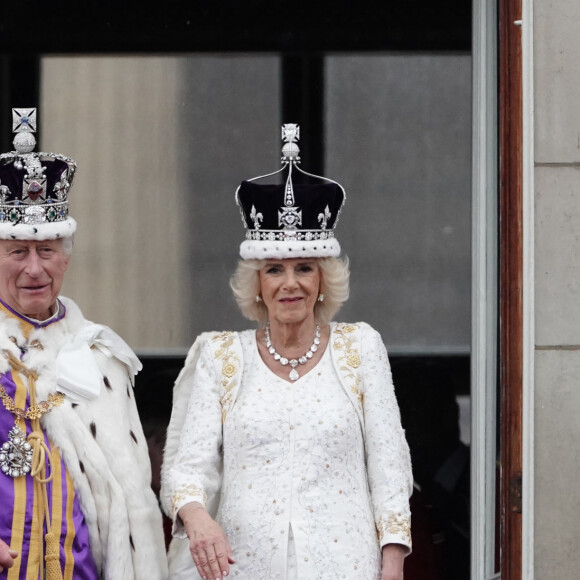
[471,0,499,578]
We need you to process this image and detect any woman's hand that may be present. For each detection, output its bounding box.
[0,538,17,573]
[179,502,235,579]
[381,543,406,580]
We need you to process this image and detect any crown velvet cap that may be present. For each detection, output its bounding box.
[0,108,77,240]
[237,180,345,260]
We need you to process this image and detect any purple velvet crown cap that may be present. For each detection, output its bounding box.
[0,108,77,240]
[0,157,72,202]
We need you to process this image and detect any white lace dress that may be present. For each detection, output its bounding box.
[167,324,412,580]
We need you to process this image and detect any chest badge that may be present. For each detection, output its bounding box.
[0,426,32,478]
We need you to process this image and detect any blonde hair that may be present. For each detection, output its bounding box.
[230,256,350,325]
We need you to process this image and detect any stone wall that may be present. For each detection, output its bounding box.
[534,0,580,575]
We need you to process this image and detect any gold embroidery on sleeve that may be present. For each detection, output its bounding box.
[211,332,240,423]
[376,513,412,544]
[171,484,208,517]
[333,323,363,408]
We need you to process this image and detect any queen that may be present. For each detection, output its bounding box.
[162,125,413,580]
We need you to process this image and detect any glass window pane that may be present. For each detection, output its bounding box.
[326,54,471,353]
[326,54,472,578]
[41,54,281,351]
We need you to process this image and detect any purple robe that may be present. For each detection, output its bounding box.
[0,304,98,580]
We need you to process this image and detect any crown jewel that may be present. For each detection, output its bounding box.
[236,124,346,260]
[0,108,77,239]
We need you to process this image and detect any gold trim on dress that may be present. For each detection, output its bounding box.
[171,484,208,518]
[211,332,240,423]
[376,513,412,544]
[332,323,364,409]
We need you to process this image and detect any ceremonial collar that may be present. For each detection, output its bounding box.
[0,297,66,330]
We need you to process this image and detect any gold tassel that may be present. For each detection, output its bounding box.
[5,355,63,580]
[44,531,64,580]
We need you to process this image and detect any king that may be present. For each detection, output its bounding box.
[0,109,168,579]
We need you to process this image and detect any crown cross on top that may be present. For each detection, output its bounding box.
[13,109,37,134]
[281,124,300,163]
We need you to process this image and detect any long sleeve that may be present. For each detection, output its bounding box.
[43,341,169,579]
[360,325,413,551]
[92,352,169,579]
[164,339,224,537]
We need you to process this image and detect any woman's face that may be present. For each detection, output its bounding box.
[258,258,321,326]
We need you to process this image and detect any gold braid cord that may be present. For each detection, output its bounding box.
[5,352,63,580]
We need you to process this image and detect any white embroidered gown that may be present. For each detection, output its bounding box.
[167,326,412,580]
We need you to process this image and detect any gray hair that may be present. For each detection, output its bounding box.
[230,256,350,325]
[61,235,74,256]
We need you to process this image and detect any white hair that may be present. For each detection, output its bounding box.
[61,235,74,256]
[230,256,350,325]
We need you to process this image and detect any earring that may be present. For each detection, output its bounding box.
[255,296,262,303]
[317,294,325,302]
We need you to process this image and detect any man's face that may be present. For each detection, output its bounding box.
[0,239,70,321]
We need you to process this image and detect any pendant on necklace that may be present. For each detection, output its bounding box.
[265,323,321,381]
[0,426,32,478]
[289,366,300,382]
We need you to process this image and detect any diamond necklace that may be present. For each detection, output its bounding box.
[264,323,321,381]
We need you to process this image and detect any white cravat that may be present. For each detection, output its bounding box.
[56,323,142,403]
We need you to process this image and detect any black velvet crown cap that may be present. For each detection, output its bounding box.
[235,123,346,260]
[236,180,345,260]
